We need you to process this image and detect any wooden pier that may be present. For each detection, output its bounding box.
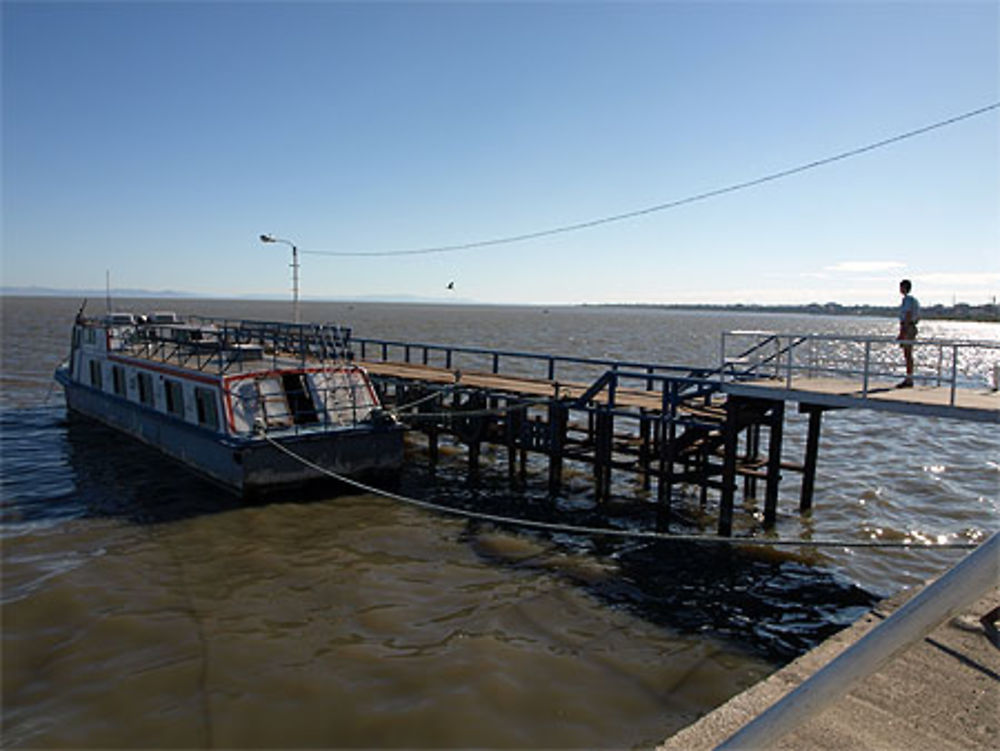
[353,333,999,536]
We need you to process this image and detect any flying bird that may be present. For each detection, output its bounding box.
[446,281,455,290]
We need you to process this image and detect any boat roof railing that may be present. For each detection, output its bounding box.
[83,314,356,374]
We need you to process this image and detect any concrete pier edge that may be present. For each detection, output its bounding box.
[658,583,1000,750]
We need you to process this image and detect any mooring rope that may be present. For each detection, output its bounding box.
[261,435,980,551]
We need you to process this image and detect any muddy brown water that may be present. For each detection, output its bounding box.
[2,296,997,748]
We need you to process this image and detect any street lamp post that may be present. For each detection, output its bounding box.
[259,234,300,324]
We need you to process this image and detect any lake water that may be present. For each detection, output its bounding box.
[2,296,997,748]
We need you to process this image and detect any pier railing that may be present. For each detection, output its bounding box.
[720,331,1000,406]
[353,336,706,388]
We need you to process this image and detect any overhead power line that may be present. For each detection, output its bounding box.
[303,102,1000,258]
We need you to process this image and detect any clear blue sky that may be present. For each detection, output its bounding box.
[3,1,998,306]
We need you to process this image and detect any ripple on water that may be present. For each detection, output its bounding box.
[2,301,997,748]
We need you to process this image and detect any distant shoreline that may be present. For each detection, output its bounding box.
[583,302,1000,323]
[3,289,997,322]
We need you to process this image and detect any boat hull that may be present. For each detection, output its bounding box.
[58,374,404,496]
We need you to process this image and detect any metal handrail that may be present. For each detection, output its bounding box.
[717,531,999,749]
[724,330,1000,348]
[721,331,1000,404]
[353,335,701,383]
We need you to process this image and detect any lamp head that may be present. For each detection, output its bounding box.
[259,234,275,243]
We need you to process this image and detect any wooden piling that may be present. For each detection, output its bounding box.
[548,401,566,494]
[639,412,652,491]
[719,398,740,536]
[657,413,677,530]
[428,425,439,470]
[359,344,869,537]
[800,405,824,512]
[763,400,785,527]
[506,404,519,484]
[744,423,760,500]
[468,433,480,476]
[594,409,613,503]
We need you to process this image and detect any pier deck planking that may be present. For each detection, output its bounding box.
[363,361,999,422]
[723,375,999,423]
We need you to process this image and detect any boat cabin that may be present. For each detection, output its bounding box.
[66,312,380,438]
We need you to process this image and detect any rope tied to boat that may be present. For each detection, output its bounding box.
[260,434,981,551]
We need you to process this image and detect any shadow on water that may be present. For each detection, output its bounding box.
[593,542,877,662]
[403,461,878,663]
[1,407,246,527]
[2,405,878,663]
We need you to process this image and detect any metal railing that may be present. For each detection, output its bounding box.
[717,531,999,749]
[720,331,1000,406]
[102,316,354,375]
[353,336,706,389]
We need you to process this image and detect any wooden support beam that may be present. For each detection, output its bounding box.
[744,423,760,500]
[519,410,529,486]
[657,413,677,531]
[594,409,613,503]
[427,426,439,470]
[466,393,485,479]
[468,434,480,476]
[800,405,824,512]
[764,400,785,527]
[365,361,833,539]
[548,401,566,494]
[719,398,739,536]
[506,406,521,485]
[603,410,614,501]
[593,411,605,503]
[639,412,652,491]
[506,414,515,481]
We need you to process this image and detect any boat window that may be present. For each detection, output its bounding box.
[149,311,179,324]
[89,360,103,389]
[281,372,319,425]
[112,366,127,397]
[194,387,219,430]
[137,372,155,407]
[164,379,185,418]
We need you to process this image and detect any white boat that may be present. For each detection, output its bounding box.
[54,310,404,496]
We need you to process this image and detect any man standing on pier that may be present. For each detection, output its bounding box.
[897,279,920,388]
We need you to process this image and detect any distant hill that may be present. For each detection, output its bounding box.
[0,286,475,304]
[1,286,197,299]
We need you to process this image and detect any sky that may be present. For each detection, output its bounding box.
[2,1,998,306]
